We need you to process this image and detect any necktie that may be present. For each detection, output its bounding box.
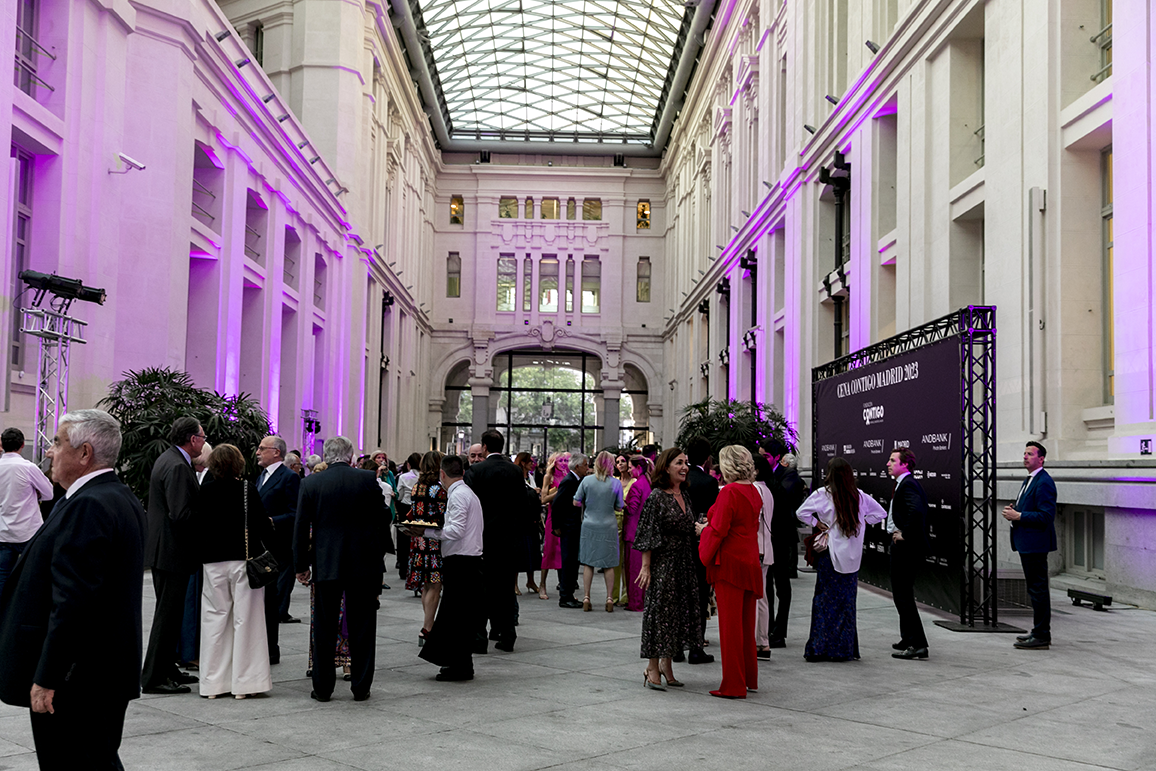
[1015,476,1031,507]
[258,469,269,490]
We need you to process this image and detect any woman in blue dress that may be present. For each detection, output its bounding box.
[575,451,625,612]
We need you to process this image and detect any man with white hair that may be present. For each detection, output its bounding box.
[0,409,146,769]
[294,436,389,702]
[257,434,302,663]
[467,443,485,466]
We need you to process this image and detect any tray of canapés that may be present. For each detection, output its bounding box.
[402,518,443,528]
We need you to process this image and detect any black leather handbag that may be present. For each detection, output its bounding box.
[243,484,280,589]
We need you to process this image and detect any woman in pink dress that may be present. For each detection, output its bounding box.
[537,452,570,600]
[621,455,652,611]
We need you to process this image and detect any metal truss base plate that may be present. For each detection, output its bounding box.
[933,620,1026,634]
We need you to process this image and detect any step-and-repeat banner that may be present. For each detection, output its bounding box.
[813,337,962,613]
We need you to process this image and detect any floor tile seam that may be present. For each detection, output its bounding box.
[949,735,1134,770]
[235,750,362,770]
[947,686,1148,734]
[128,700,223,727]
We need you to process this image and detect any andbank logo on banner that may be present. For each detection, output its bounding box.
[922,432,952,451]
[862,403,885,425]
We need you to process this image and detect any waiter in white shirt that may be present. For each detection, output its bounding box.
[412,454,484,682]
[0,427,53,597]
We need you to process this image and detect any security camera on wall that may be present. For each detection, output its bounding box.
[115,153,145,172]
[109,153,146,174]
[118,153,145,170]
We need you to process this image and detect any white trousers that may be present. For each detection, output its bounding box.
[755,592,770,647]
[200,560,272,696]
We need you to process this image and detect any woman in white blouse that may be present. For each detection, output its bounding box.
[795,458,886,662]
[752,454,776,659]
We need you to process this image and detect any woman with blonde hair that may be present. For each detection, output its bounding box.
[574,451,624,612]
[696,445,764,698]
[537,451,570,600]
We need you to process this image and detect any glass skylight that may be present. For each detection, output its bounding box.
[414,0,689,145]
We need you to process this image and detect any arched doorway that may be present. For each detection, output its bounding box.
[439,349,651,457]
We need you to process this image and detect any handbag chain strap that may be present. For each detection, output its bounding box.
[243,482,250,561]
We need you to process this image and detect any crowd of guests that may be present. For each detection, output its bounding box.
[0,406,1062,767]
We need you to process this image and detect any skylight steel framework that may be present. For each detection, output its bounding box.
[391,0,716,155]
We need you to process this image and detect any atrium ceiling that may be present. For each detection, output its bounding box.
[390,0,716,156]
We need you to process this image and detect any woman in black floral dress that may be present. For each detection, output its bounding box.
[405,451,446,645]
[635,447,702,691]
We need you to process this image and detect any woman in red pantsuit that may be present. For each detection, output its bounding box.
[697,445,764,699]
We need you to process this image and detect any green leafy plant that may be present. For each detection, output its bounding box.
[98,367,271,506]
[675,398,797,460]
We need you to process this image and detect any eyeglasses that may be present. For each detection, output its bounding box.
[194,433,207,440]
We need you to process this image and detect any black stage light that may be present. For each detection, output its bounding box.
[19,271,107,305]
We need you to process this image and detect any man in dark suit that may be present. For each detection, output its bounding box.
[885,448,931,660]
[759,438,806,649]
[295,436,389,701]
[0,409,146,770]
[1003,441,1058,650]
[684,437,717,665]
[553,453,588,609]
[256,434,301,664]
[141,416,204,694]
[464,429,525,652]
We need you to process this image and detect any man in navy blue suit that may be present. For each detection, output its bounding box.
[886,448,931,661]
[256,434,301,664]
[1002,441,1058,650]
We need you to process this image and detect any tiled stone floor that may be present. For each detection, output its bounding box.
[1,569,1153,770]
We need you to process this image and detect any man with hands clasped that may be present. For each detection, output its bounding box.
[885,449,930,661]
[1002,442,1057,650]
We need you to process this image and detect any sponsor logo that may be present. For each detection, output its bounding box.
[842,444,856,455]
[863,403,885,425]
[921,432,952,451]
[895,439,910,448]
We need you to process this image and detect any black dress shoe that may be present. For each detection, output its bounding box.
[672,651,685,663]
[688,649,715,665]
[494,641,515,652]
[891,646,929,660]
[280,615,302,624]
[310,690,331,702]
[891,641,907,651]
[143,680,192,695]
[172,672,199,685]
[435,668,474,682]
[353,692,370,702]
[767,638,786,649]
[1015,634,1032,642]
[558,599,582,609]
[756,649,771,660]
[1014,636,1050,650]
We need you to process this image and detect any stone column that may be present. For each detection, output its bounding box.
[470,382,490,445]
[601,387,621,450]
